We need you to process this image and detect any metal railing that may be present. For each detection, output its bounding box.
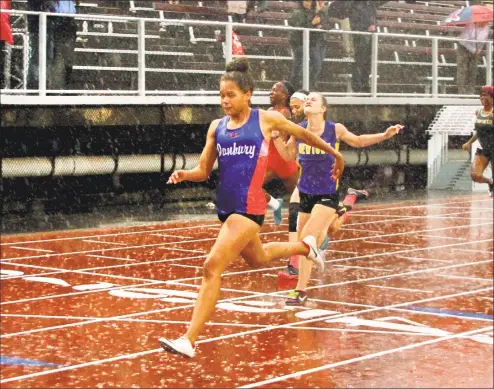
[0,9,492,100]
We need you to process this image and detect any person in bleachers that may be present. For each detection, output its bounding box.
[50,0,78,90]
[289,0,330,90]
[247,0,267,24]
[0,0,14,89]
[247,0,267,13]
[456,21,490,95]
[27,0,57,89]
[346,0,378,93]
[227,0,248,24]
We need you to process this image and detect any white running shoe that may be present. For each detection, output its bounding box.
[159,336,195,358]
[302,236,325,273]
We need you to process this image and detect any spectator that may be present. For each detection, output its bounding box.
[50,0,78,90]
[27,0,77,91]
[456,21,490,95]
[0,0,14,89]
[247,0,267,13]
[347,0,378,93]
[227,0,247,24]
[27,0,57,90]
[247,0,267,24]
[327,0,353,58]
[289,0,330,90]
[338,17,354,59]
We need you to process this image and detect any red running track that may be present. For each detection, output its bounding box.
[1,194,493,388]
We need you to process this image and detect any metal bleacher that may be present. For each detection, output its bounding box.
[1,0,492,106]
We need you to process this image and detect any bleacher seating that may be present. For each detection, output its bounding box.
[7,0,492,94]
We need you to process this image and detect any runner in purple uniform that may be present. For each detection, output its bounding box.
[273,92,403,305]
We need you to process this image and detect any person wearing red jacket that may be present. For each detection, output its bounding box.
[0,0,14,89]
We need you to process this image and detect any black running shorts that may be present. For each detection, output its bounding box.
[299,192,339,213]
[217,212,264,227]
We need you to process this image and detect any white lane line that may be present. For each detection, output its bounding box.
[453,248,493,255]
[397,256,453,263]
[9,246,54,253]
[238,326,493,388]
[333,222,492,245]
[324,249,358,254]
[0,280,165,306]
[417,234,467,241]
[0,223,220,246]
[363,240,414,247]
[2,287,490,385]
[86,254,137,261]
[349,213,417,218]
[1,197,487,248]
[435,274,494,282]
[82,240,129,246]
[164,285,494,323]
[261,273,322,282]
[2,237,489,299]
[480,297,494,301]
[366,285,434,294]
[158,247,206,253]
[0,314,444,337]
[0,253,208,280]
[346,197,491,215]
[3,256,491,340]
[0,314,267,329]
[308,259,493,292]
[428,216,493,221]
[333,265,392,272]
[339,228,382,233]
[170,264,203,269]
[425,205,493,210]
[1,220,491,262]
[309,297,492,322]
[151,233,196,240]
[166,239,493,283]
[0,261,161,283]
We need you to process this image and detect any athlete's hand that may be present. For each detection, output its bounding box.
[384,124,404,139]
[462,142,471,152]
[167,170,186,184]
[332,153,344,181]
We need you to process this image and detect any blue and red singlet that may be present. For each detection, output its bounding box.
[215,109,269,215]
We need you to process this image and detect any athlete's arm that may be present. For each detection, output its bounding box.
[167,120,219,184]
[272,135,298,161]
[262,110,344,179]
[268,106,291,120]
[336,123,403,148]
[462,132,478,151]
